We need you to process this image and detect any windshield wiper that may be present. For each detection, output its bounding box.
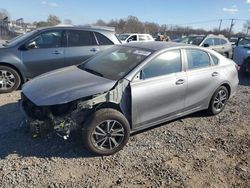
[83,68,103,77]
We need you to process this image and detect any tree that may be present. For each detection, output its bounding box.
[0,8,10,20]
[36,21,50,28]
[47,15,61,26]
[95,19,106,26]
[124,16,144,33]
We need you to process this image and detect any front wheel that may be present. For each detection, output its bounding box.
[83,108,130,155]
[207,86,229,115]
[0,66,21,93]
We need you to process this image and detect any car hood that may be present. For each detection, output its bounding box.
[22,66,117,106]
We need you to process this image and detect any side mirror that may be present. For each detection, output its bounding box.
[203,43,210,47]
[26,41,37,50]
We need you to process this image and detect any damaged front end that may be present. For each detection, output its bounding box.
[20,79,130,139]
[20,93,90,139]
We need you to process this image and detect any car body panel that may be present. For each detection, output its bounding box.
[130,71,187,128]
[22,66,117,106]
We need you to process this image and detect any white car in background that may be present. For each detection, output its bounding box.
[118,33,154,43]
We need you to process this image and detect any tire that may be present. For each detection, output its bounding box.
[0,65,21,93]
[207,86,229,115]
[82,108,130,155]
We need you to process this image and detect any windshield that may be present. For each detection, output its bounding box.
[180,36,204,45]
[118,34,130,41]
[238,38,250,46]
[79,46,152,80]
[4,30,38,47]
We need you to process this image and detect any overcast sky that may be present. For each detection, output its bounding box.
[1,0,250,32]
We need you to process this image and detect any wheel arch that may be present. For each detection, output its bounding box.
[0,62,26,84]
[94,102,132,129]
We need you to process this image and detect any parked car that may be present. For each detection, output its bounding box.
[233,37,250,73]
[20,42,239,155]
[229,37,239,48]
[179,34,233,58]
[0,25,121,93]
[118,33,154,43]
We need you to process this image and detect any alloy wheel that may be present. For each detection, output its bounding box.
[213,89,227,112]
[0,70,16,90]
[91,120,125,151]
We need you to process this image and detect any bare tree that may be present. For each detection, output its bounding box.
[47,15,61,26]
[95,19,106,26]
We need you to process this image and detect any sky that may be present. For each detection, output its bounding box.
[0,0,250,32]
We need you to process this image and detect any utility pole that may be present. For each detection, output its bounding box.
[228,19,235,39]
[247,27,250,36]
[218,19,222,32]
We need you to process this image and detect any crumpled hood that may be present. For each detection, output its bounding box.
[22,66,117,106]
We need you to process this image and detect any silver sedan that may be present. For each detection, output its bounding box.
[21,42,239,155]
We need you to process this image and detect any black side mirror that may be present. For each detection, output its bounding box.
[203,43,210,47]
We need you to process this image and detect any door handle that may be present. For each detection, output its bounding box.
[90,48,99,52]
[52,50,63,55]
[176,79,185,85]
[212,72,218,77]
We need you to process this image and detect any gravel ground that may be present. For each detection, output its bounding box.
[0,73,249,188]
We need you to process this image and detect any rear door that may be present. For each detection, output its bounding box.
[21,30,65,78]
[184,49,221,110]
[64,29,99,66]
[130,50,187,129]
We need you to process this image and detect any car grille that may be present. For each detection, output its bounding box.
[21,93,49,120]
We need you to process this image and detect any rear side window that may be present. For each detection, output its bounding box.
[186,49,210,70]
[203,38,214,46]
[211,54,219,65]
[220,39,227,45]
[139,35,147,41]
[94,32,114,45]
[67,30,97,47]
[142,50,181,79]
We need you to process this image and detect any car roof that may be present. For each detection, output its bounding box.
[122,41,191,51]
[37,25,115,32]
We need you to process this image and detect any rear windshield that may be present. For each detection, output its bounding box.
[79,45,152,80]
[180,36,205,45]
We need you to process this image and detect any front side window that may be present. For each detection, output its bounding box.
[142,50,182,79]
[186,49,210,70]
[238,38,250,46]
[94,32,113,45]
[128,35,137,42]
[29,30,62,49]
[67,30,96,47]
[214,38,221,45]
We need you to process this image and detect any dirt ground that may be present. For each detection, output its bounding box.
[0,73,249,188]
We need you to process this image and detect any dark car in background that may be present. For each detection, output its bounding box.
[0,26,121,93]
[179,34,233,58]
[233,37,250,73]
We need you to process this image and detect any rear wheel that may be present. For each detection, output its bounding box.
[207,86,229,115]
[83,108,130,155]
[0,66,21,93]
